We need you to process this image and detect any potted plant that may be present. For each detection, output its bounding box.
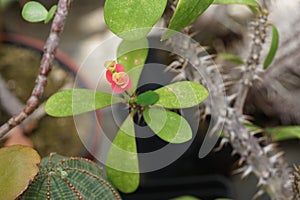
[0,0,299,199]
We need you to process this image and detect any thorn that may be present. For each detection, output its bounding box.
[258,136,267,143]
[241,166,253,179]
[238,157,246,166]
[250,129,263,136]
[234,65,247,72]
[171,73,187,82]
[242,114,254,121]
[232,167,244,175]
[242,118,252,124]
[263,144,276,153]
[189,31,199,38]
[214,138,229,152]
[252,190,264,200]
[257,178,266,187]
[195,46,205,54]
[226,94,237,102]
[231,150,237,156]
[270,151,284,163]
[224,80,236,88]
[253,74,263,82]
[207,123,220,137]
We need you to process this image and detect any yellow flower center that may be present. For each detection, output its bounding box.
[112,72,130,88]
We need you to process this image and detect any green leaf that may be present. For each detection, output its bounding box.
[0,145,40,200]
[213,0,259,6]
[106,115,139,193]
[170,196,201,200]
[218,53,244,64]
[265,126,300,141]
[136,91,159,105]
[45,89,123,117]
[44,5,57,24]
[143,108,192,143]
[104,0,168,40]
[117,38,149,93]
[22,1,48,23]
[263,24,279,69]
[154,81,208,109]
[162,0,213,40]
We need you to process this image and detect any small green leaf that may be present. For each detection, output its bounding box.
[106,115,139,193]
[263,24,279,69]
[143,108,192,143]
[265,126,300,141]
[0,145,40,200]
[117,38,149,93]
[170,196,201,200]
[45,89,123,117]
[154,81,208,109]
[136,91,159,105]
[218,53,244,64]
[104,0,168,40]
[213,0,259,6]
[44,5,57,24]
[22,1,48,23]
[162,0,213,40]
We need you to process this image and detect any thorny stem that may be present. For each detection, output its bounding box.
[234,9,268,115]
[0,0,71,138]
[164,7,295,199]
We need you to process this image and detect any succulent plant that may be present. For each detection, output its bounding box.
[19,153,121,200]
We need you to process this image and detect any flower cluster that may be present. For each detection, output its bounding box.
[104,61,132,94]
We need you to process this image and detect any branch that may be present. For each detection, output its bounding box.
[0,0,71,138]
[165,12,295,200]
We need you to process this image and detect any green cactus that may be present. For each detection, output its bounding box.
[19,153,121,200]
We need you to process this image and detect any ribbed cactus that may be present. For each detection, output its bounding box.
[19,153,121,200]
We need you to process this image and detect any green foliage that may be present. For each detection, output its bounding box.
[104,0,168,40]
[117,38,149,93]
[22,1,57,24]
[213,0,259,6]
[136,91,159,105]
[263,24,279,69]
[154,81,209,109]
[162,0,213,40]
[245,123,300,142]
[45,89,123,117]
[0,145,40,200]
[218,53,244,64]
[143,108,192,143]
[265,126,300,141]
[106,115,139,193]
[20,153,121,199]
[44,5,57,24]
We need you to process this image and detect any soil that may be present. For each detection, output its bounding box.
[0,43,85,157]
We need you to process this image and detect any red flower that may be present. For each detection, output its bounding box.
[111,72,132,93]
[104,61,132,93]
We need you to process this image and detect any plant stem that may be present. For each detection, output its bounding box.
[0,0,72,138]
[164,11,294,199]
